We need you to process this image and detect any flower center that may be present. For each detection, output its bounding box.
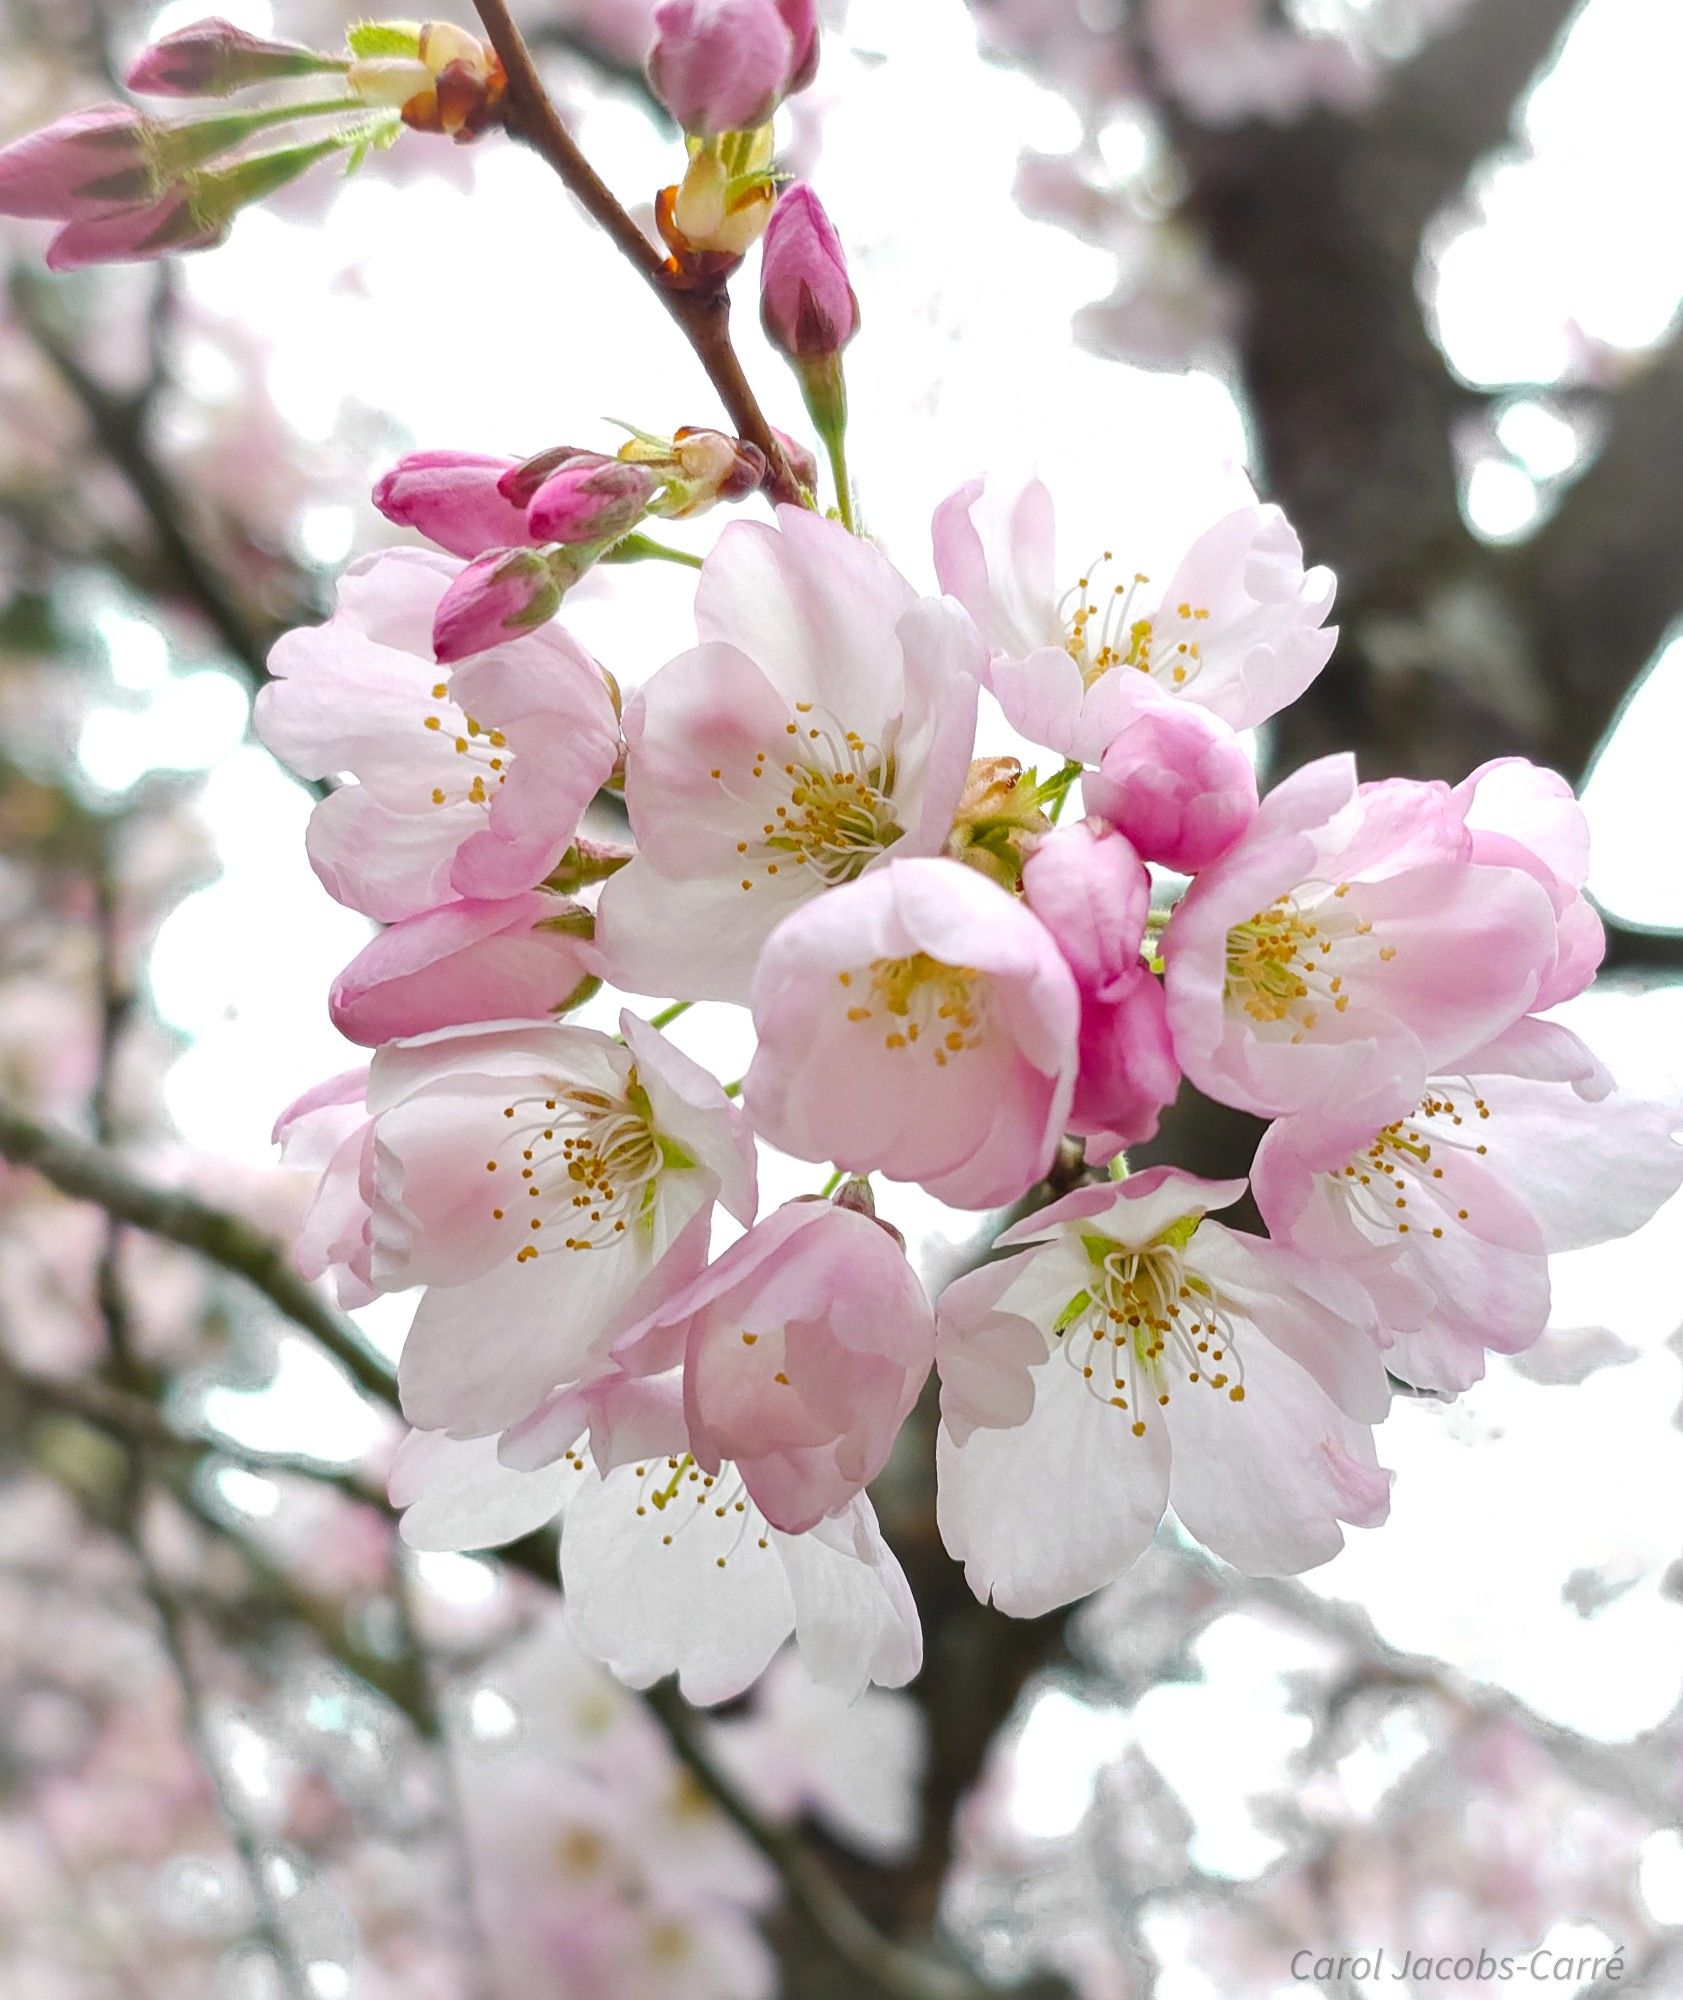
[483,1077,663,1263]
[423,680,508,809]
[716,700,903,893]
[836,953,986,1065]
[1060,552,1210,691]
[1223,887,1393,1042]
[1053,1221,1246,1436]
[1337,1085,1493,1240]
[630,1455,770,1569]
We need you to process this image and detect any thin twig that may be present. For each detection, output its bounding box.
[470,0,804,506]
[0,1100,399,1413]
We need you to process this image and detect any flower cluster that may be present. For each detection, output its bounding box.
[22,5,1675,1708]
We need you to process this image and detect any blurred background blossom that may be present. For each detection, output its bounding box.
[1,1,1682,1996]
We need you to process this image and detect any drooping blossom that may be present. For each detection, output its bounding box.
[647,0,819,135]
[1021,819,1180,1155]
[595,508,982,1001]
[394,1385,920,1704]
[935,1167,1392,1614]
[1162,754,1561,1123]
[255,548,620,922]
[745,857,1079,1208]
[612,1196,936,1532]
[931,468,1335,763]
[1252,1017,1683,1392]
[327,892,598,1045]
[370,1013,757,1438]
[1082,675,1258,873]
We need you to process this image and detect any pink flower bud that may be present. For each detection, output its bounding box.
[45,187,220,270]
[1022,819,1180,1153]
[527,457,660,545]
[497,445,592,509]
[432,546,583,664]
[647,0,816,135]
[0,106,159,221]
[373,451,537,560]
[1084,692,1258,874]
[126,19,343,98]
[760,183,858,359]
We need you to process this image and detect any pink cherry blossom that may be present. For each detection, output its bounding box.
[273,1067,377,1308]
[1162,754,1561,1123]
[1082,675,1258,872]
[1021,819,1181,1155]
[369,1012,756,1438]
[372,451,538,559]
[256,548,620,921]
[931,469,1335,761]
[328,892,598,1045]
[0,106,158,220]
[127,20,343,97]
[614,1198,936,1533]
[745,857,1079,1209]
[1451,755,1605,1008]
[1252,1016,1683,1392]
[595,507,982,1001]
[935,1167,1392,1614]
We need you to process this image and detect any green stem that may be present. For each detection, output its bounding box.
[823,425,857,533]
[1037,760,1084,824]
[818,1167,845,1197]
[647,999,694,1030]
[606,531,705,569]
[723,1078,743,1099]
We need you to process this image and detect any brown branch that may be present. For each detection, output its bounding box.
[0,1100,399,1413]
[470,0,804,506]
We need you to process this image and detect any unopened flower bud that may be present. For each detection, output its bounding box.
[1084,695,1257,874]
[432,545,587,664]
[527,457,660,545]
[760,183,858,360]
[44,135,340,271]
[126,19,346,98]
[373,451,537,559]
[647,0,817,136]
[497,445,594,510]
[0,107,161,220]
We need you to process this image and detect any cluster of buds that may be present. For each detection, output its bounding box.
[376,427,773,662]
[0,16,506,268]
[644,0,819,277]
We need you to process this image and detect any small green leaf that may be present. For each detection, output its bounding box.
[347,22,423,59]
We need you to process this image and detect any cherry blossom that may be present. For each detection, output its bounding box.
[745,856,1079,1207]
[931,468,1335,763]
[935,1167,1392,1614]
[368,1012,756,1438]
[596,507,982,1000]
[273,1067,376,1309]
[1082,675,1258,873]
[256,547,620,922]
[613,1196,937,1532]
[1252,1017,1683,1391]
[1162,754,1562,1123]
